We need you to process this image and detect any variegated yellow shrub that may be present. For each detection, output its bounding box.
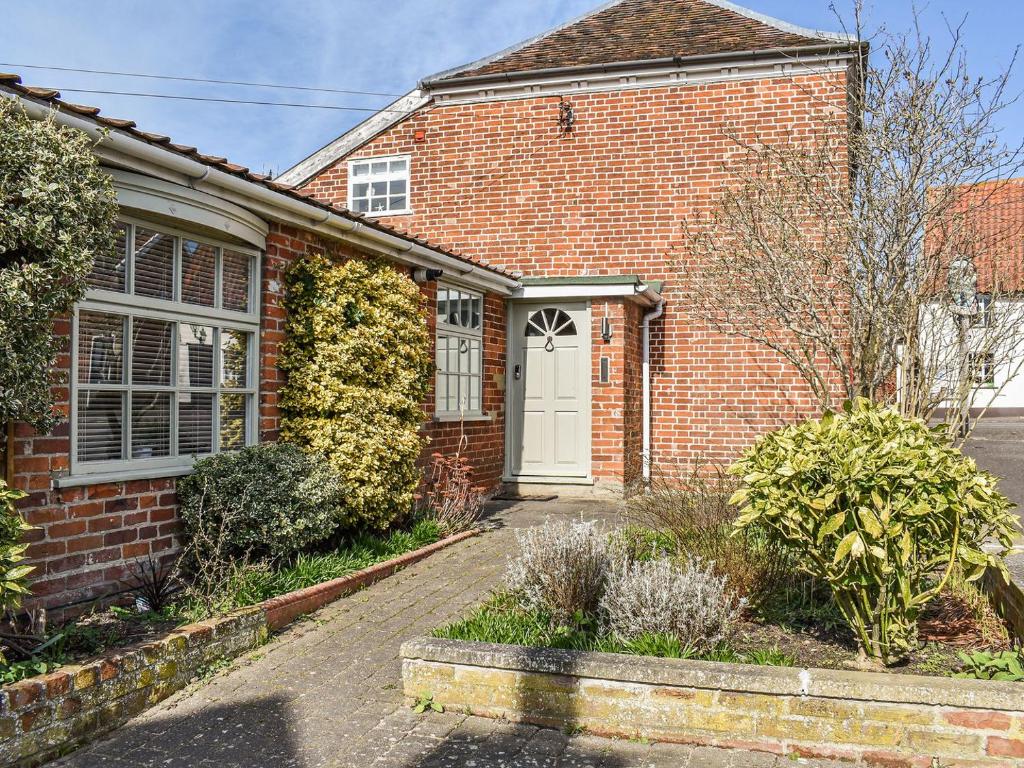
[729,398,1019,664]
[280,254,431,532]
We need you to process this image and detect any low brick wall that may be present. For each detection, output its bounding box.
[0,529,478,767]
[984,564,1024,642]
[0,607,266,767]
[402,638,1024,767]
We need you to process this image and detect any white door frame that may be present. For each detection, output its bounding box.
[503,299,593,483]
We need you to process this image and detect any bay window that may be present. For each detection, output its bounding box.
[71,218,259,476]
[435,286,483,416]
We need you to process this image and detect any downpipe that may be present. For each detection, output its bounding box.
[641,299,665,487]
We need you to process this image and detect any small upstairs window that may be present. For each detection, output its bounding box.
[348,155,410,215]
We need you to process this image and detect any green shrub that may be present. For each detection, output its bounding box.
[729,398,1019,663]
[178,442,341,563]
[280,255,431,532]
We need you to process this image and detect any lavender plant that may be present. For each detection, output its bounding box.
[600,556,744,651]
[506,520,610,623]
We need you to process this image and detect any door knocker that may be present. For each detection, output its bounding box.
[544,336,554,352]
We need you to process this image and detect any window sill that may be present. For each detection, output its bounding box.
[354,209,414,217]
[433,412,493,424]
[53,464,195,489]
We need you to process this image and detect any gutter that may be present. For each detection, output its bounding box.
[11,94,519,295]
[641,299,665,485]
[421,42,864,89]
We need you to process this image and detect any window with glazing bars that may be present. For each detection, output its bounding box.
[73,219,259,474]
[348,155,410,214]
[435,286,483,416]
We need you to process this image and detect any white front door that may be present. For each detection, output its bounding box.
[509,303,590,478]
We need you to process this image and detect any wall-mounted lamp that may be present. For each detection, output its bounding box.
[558,98,576,134]
[412,268,444,283]
[601,316,612,342]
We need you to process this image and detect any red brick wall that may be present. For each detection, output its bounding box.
[302,71,848,470]
[10,222,506,616]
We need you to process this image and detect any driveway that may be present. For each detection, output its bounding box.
[55,500,840,768]
[963,416,1024,527]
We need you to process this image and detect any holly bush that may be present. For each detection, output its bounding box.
[0,99,119,433]
[280,255,431,532]
[729,398,1019,664]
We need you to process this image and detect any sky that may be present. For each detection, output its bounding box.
[2,1,1023,178]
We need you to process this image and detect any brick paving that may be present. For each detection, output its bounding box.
[56,500,841,768]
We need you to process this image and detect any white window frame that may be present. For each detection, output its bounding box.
[435,284,484,417]
[69,216,261,479]
[348,154,412,216]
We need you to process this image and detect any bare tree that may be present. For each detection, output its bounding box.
[678,2,1024,443]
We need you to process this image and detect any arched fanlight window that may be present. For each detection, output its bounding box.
[526,308,576,337]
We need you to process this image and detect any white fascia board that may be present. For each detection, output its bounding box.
[513,282,661,306]
[275,89,430,188]
[431,51,854,106]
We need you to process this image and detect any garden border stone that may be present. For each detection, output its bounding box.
[0,528,480,768]
[401,636,1024,767]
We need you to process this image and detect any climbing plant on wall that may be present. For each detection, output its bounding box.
[280,253,432,531]
[0,99,119,434]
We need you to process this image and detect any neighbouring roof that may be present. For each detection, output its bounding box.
[424,0,857,84]
[935,178,1024,293]
[0,73,516,281]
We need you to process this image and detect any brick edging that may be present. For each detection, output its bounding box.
[0,528,480,768]
[261,528,481,630]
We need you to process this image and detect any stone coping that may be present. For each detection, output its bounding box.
[401,637,1022,711]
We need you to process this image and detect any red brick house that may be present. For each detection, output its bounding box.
[280,0,860,492]
[0,76,517,617]
[0,0,861,616]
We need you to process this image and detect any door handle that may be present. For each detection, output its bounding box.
[514,364,522,380]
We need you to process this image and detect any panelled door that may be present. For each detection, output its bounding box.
[509,302,590,478]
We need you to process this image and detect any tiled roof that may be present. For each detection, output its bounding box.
[430,0,854,83]
[943,179,1024,293]
[0,73,517,281]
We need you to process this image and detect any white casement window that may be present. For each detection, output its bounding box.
[348,155,411,215]
[71,218,260,476]
[435,286,483,416]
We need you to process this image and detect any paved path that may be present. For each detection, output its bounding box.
[57,500,840,768]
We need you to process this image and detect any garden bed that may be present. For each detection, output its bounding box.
[433,584,1014,679]
[1,520,443,686]
[0,525,478,768]
[401,636,1024,767]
